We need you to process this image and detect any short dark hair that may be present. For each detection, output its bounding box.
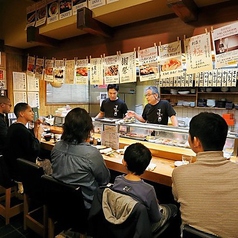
[61,107,93,144]
[124,143,151,175]
[0,96,10,104]
[14,102,29,118]
[189,112,228,151]
[107,84,119,92]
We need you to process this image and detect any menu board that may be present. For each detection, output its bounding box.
[212,22,238,68]
[119,51,137,84]
[138,46,159,82]
[184,33,213,74]
[90,57,104,85]
[159,40,183,79]
[104,55,120,84]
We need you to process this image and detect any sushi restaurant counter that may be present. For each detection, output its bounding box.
[41,128,196,187]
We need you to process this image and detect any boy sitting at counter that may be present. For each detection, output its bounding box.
[112,143,177,235]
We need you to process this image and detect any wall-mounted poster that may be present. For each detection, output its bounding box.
[13,72,27,91]
[47,0,59,24]
[119,51,137,84]
[44,59,54,82]
[138,46,159,82]
[59,0,72,20]
[75,58,88,85]
[0,69,7,90]
[88,0,106,9]
[104,54,119,84]
[159,40,183,79]
[26,3,36,28]
[35,0,47,27]
[72,0,87,15]
[90,57,104,85]
[212,21,238,68]
[184,33,213,74]
[53,59,65,84]
[35,58,44,80]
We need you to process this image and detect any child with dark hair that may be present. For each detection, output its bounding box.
[112,143,177,234]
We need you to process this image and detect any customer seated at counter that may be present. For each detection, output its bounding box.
[3,102,45,191]
[126,86,178,127]
[112,143,177,235]
[172,112,238,238]
[51,107,111,209]
[95,84,128,119]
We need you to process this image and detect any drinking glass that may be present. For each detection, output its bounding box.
[182,155,193,165]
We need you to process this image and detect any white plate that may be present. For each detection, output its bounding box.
[174,161,183,167]
[178,91,190,95]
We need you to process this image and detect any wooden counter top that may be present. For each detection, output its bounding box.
[41,139,180,187]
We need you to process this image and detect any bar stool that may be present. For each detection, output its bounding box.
[0,155,24,225]
[17,158,47,238]
[183,224,220,238]
[41,175,89,238]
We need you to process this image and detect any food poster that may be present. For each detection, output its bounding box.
[13,72,27,91]
[35,0,47,27]
[44,59,54,82]
[90,57,104,85]
[65,60,75,84]
[75,58,88,84]
[35,58,44,80]
[159,41,183,79]
[119,51,137,84]
[104,55,119,84]
[212,22,238,68]
[88,0,106,10]
[59,0,72,20]
[184,33,213,74]
[72,0,87,15]
[27,74,39,92]
[138,46,159,82]
[26,3,36,28]
[53,59,65,84]
[27,92,40,108]
[27,56,35,84]
[0,69,7,90]
[47,0,59,24]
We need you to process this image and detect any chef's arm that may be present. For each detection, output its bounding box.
[126,111,146,123]
[170,115,178,127]
[95,111,104,119]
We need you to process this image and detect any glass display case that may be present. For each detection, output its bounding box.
[93,119,238,157]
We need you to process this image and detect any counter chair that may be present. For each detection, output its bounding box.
[16,158,47,238]
[183,224,220,238]
[88,187,176,238]
[41,175,89,238]
[0,155,24,225]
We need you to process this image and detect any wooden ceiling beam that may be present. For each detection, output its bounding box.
[26,26,59,47]
[77,7,113,38]
[167,0,198,23]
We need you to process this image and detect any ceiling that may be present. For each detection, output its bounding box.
[0,0,230,49]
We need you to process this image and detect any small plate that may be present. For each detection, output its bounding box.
[174,161,183,167]
[178,91,190,95]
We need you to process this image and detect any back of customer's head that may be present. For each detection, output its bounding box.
[14,102,29,118]
[189,112,228,151]
[107,84,119,92]
[124,143,151,175]
[62,107,93,143]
